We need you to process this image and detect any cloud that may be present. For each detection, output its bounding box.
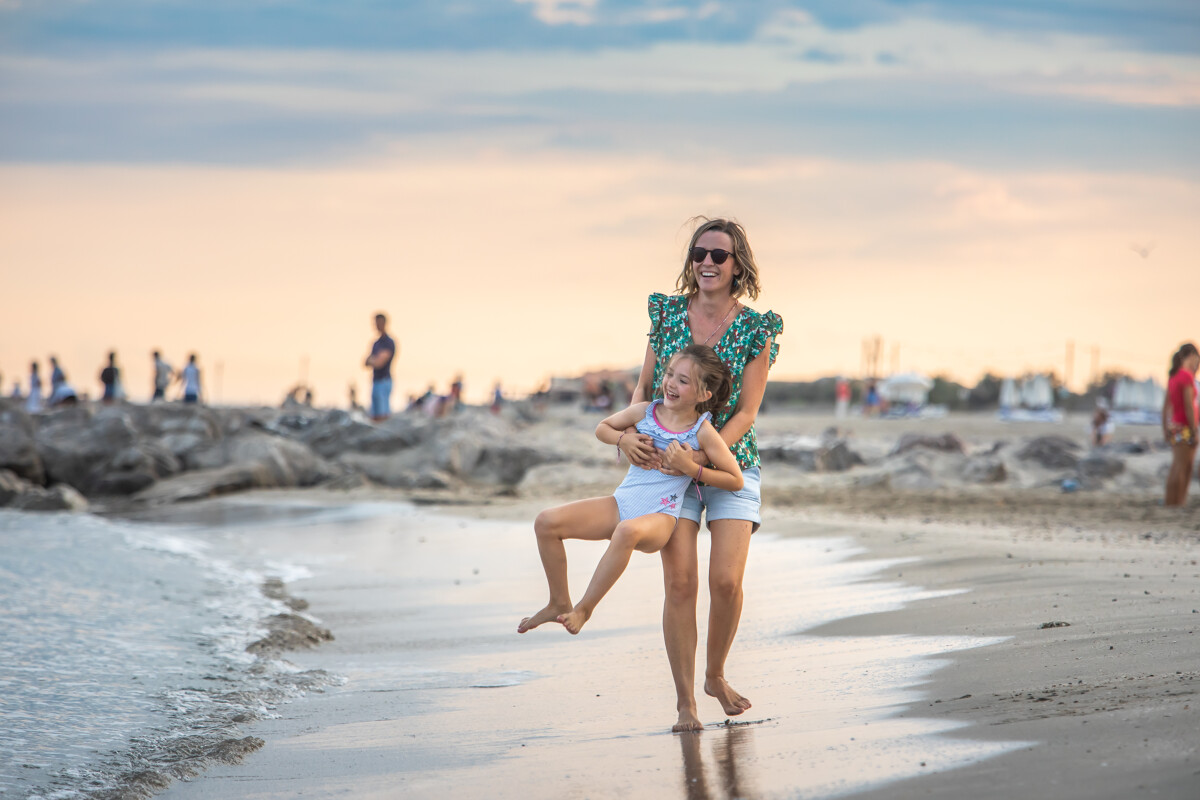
[514,0,599,27]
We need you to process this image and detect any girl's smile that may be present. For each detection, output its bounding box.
[661,357,704,411]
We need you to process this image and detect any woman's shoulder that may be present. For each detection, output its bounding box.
[648,292,686,310]
[737,303,784,333]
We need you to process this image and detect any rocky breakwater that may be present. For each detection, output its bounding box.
[0,399,566,511]
[757,426,1169,494]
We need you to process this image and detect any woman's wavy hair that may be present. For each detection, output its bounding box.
[1169,342,1199,377]
[674,217,762,301]
[669,344,733,416]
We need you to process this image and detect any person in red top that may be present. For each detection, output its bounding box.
[1163,342,1199,506]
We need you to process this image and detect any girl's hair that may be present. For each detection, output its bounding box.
[675,217,762,301]
[669,344,733,415]
[1170,342,1199,377]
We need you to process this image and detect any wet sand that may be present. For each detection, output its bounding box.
[142,484,1199,800]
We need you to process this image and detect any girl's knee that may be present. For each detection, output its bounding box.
[534,508,562,538]
[611,523,641,550]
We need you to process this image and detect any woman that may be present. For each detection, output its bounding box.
[620,217,783,732]
[1163,342,1199,506]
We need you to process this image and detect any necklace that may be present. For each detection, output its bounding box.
[689,298,739,346]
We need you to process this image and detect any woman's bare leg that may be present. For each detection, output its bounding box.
[558,514,676,634]
[518,496,620,633]
[704,518,754,716]
[661,519,702,732]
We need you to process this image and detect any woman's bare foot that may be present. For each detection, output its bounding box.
[705,676,751,716]
[556,607,591,634]
[517,602,571,633]
[672,705,704,733]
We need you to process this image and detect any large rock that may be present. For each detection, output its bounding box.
[1078,453,1125,479]
[1017,435,1082,469]
[758,436,863,472]
[36,407,147,495]
[890,433,965,457]
[336,452,456,489]
[961,456,1007,484]
[266,409,421,458]
[133,464,274,505]
[0,469,88,511]
[814,440,864,472]
[0,405,45,484]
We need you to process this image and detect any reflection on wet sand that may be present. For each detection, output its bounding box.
[679,725,759,800]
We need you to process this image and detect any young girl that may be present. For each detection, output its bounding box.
[518,345,743,635]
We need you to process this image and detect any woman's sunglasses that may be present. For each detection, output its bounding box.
[690,247,734,266]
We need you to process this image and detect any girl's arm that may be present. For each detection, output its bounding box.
[596,402,651,446]
[663,422,743,492]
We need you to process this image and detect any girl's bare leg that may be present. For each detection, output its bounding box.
[558,514,676,634]
[704,518,754,716]
[661,519,702,732]
[518,496,620,633]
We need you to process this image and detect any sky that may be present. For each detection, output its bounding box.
[1,1,1198,405]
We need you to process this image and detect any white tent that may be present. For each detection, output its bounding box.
[879,372,933,406]
[1020,375,1054,410]
[1112,377,1164,412]
[999,378,1020,409]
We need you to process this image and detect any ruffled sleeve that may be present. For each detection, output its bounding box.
[646,292,670,356]
[746,310,784,369]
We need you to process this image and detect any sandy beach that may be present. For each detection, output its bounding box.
[134,440,1196,799]
[5,407,1199,799]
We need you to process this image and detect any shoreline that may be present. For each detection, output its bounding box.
[126,486,1200,799]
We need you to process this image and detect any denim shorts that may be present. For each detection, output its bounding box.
[678,466,761,533]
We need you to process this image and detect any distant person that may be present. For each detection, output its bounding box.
[518,345,742,636]
[442,374,463,415]
[1163,342,1199,506]
[48,356,77,406]
[1092,398,1114,447]
[26,361,43,413]
[419,384,440,417]
[151,350,174,402]
[99,351,120,403]
[835,376,850,418]
[364,313,396,422]
[349,384,362,411]
[490,381,504,415]
[180,353,202,404]
[864,379,879,417]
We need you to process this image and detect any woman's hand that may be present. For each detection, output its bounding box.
[620,432,662,469]
[659,444,707,476]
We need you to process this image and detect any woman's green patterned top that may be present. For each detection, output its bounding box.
[647,292,783,470]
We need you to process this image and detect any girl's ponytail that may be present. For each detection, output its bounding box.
[1170,343,1199,378]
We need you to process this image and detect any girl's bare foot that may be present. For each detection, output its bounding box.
[517,602,571,633]
[556,607,591,634]
[704,676,751,716]
[673,705,704,733]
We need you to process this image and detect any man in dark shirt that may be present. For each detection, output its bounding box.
[364,313,396,421]
[99,351,120,403]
